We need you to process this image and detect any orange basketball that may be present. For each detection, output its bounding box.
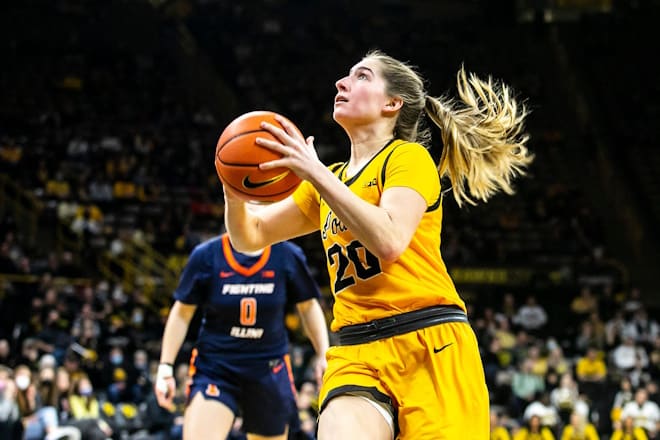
[215,110,303,202]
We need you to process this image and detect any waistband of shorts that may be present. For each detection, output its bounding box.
[335,305,468,346]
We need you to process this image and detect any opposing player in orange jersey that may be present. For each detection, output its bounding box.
[223,49,533,439]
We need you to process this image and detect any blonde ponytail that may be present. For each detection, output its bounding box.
[425,67,533,207]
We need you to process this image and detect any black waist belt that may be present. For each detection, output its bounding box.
[336,305,468,346]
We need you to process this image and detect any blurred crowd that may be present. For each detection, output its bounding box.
[1,216,659,439]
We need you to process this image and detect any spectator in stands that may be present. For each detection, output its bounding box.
[500,293,518,325]
[650,336,660,381]
[559,410,599,440]
[128,348,152,404]
[575,319,605,354]
[61,351,84,385]
[0,339,13,367]
[610,415,649,440]
[513,295,548,336]
[546,342,570,378]
[296,380,319,439]
[570,286,599,321]
[576,346,607,384]
[512,330,533,368]
[34,308,71,365]
[14,364,80,440]
[68,373,113,440]
[491,409,513,440]
[647,381,660,408]
[494,315,518,356]
[620,388,659,439]
[0,365,21,439]
[623,288,644,317]
[551,372,580,425]
[527,344,549,378]
[511,359,546,418]
[575,346,607,405]
[54,367,72,421]
[606,310,628,349]
[612,377,636,427]
[612,333,650,375]
[523,391,560,433]
[513,414,555,440]
[625,308,659,350]
[484,338,507,394]
[16,339,41,372]
[0,241,17,273]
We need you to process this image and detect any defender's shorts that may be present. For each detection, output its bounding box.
[188,353,299,436]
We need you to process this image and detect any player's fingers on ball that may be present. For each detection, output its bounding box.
[255,136,285,152]
[274,115,293,132]
[258,159,287,170]
[260,121,289,141]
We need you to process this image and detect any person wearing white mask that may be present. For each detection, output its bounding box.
[14,364,80,440]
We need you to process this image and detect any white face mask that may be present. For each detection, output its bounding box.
[15,375,30,390]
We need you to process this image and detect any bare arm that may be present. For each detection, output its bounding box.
[255,118,427,261]
[296,298,330,358]
[159,301,197,364]
[311,172,427,262]
[224,191,317,253]
[156,301,196,409]
[296,298,330,387]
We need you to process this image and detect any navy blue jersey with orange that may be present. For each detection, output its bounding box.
[174,233,321,367]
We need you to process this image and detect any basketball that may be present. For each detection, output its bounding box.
[214,110,303,203]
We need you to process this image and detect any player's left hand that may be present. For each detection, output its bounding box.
[155,363,176,410]
[313,354,327,388]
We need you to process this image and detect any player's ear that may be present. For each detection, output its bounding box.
[383,96,403,113]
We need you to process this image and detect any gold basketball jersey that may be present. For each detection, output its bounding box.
[293,139,465,331]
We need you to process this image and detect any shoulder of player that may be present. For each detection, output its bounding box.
[387,139,430,157]
[190,235,223,257]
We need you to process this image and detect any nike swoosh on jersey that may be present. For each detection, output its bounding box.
[242,171,290,189]
[219,271,235,278]
[433,342,453,354]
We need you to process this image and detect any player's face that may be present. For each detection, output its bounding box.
[333,58,391,126]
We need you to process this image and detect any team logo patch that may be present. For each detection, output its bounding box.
[363,177,377,188]
[205,384,220,397]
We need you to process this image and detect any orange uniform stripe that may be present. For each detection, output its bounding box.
[221,234,272,276]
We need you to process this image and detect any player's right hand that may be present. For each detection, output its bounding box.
[155,363,176,410]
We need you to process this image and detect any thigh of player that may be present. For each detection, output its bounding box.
[183,391,235,440]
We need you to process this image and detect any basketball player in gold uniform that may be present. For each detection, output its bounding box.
[223,50,533,439]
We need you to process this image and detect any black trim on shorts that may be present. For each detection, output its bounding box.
[320,385,399,436]
[336,305,468,346]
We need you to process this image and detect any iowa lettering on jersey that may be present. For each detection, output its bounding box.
[322,211,348,240]
[221,284,275,295]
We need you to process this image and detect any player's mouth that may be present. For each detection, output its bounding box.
[334,95,349,104]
